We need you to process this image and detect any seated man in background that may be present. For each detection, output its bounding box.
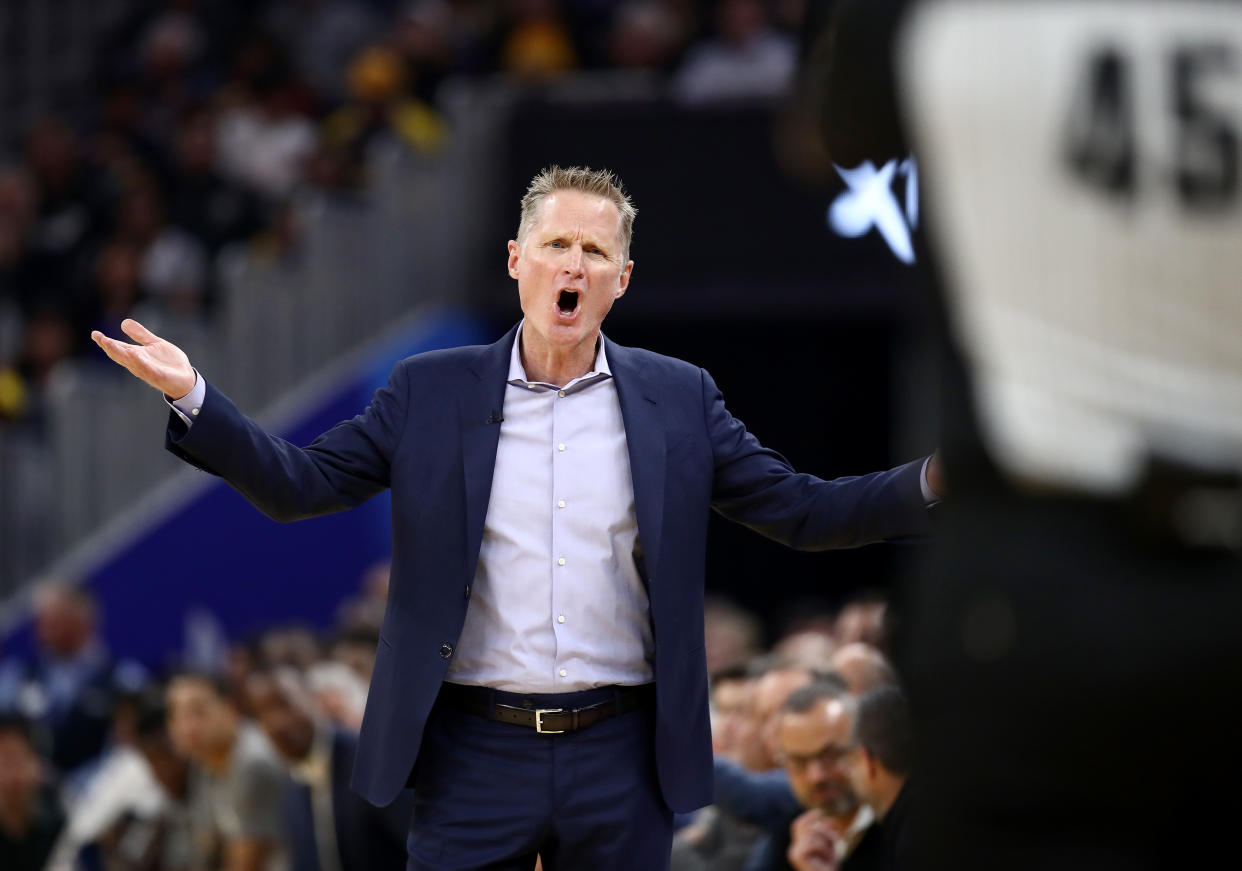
[777,682,872,871]
[787,685,914,871]
[246,667,411,871]
[167,672,289,871]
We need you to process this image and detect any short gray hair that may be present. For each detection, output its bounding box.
[516,165,637,259]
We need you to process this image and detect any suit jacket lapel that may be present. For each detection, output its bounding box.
[607,337,666,581]
[460,324,517,573]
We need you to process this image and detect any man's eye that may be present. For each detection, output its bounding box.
[549,241,563,248]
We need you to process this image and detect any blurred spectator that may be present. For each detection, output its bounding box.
[773,630,837,673]
[672,0,796,104]
[334,559,390,636]
[0,714,65,871]
[216,69,317,202]
[0,166,39,316]
[0,583,147,780]
[326,627,378,686]
[46,686,194,871]
[264,0,384,104]
[246,667,409,871]
[16,309,76,396]
[223,639,263,719]
[838,686,914,871]
[131,3,214,148]
[317,45,447,190]
[86,241,147,358]
[22,117,108,314]
[750,657,817,773]
[604,1,687,72]
[709,662,755,761]
[704,594,764,675]
[498,0,579,80]
[113,179,209,315]
[673,668,764,871]
[779,683,872,871]
[258,626,322,673]
[390,1,456,103]
[832,593,887,650]
[304,662,368,732]
[828,644,896,697]
[710,677,855,871]
[166,109,265,259]
[166,671,289,871]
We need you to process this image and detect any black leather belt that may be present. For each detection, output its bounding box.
[438,682,655,734]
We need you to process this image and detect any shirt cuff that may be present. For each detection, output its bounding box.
[166,370,205,427]
[919,456,942,505]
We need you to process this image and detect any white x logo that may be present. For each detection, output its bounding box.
[828,158,919,264]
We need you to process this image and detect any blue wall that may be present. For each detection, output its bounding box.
[3,311,497,670]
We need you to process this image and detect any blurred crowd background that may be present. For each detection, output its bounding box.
[0,1,930,869]
[0,0,914,599]
[0,0,817,433]
[1,564,908,871]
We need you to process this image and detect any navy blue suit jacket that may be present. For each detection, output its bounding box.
[166,323,930,812]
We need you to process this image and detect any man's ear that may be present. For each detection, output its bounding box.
[507,240,521,279]
[616,260,634,299]
[863,748,879,781]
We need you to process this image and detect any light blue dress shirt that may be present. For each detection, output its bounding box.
[169,325,937,694]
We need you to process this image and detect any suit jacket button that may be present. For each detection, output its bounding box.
[464,585,471,599]
[439,643,454,659]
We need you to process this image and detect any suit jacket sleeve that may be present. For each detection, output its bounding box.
[164,360,410,522]
[704,369,931,548]
[712,757,803,829]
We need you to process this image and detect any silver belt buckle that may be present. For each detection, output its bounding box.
[534,708,564,734]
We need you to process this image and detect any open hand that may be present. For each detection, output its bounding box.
[91,319,196,399]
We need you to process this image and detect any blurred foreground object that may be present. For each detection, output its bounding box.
[811,0,1242,867]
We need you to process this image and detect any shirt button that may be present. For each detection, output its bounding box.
[557,500,565,508]
[558,390,565,397]
[557,558,566,566]
[559,669,567,677]
[557,443,566,452]
[439,643,454,659]
[191,408,200,416]
[557,615,566,623]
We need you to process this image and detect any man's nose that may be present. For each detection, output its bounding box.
[563,246,585,275]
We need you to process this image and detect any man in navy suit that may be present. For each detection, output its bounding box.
[92,166,938,870]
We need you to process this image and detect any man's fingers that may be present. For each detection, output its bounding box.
[92,330,153,378]
[91,330,132,361]
[120,318,160,346]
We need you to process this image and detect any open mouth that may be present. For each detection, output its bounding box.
[556,289,580,317]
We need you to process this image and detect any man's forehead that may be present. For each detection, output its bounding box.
[168,677,225,705]
[532,191,622,235]
[757,670,810,705]
[780,701,852,744]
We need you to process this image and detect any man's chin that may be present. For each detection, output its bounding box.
[816,793,858,818]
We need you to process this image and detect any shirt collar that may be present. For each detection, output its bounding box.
[508,320,612,392]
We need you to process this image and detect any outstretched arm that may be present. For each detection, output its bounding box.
[92,319,405,522]
[704,369,933,549]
